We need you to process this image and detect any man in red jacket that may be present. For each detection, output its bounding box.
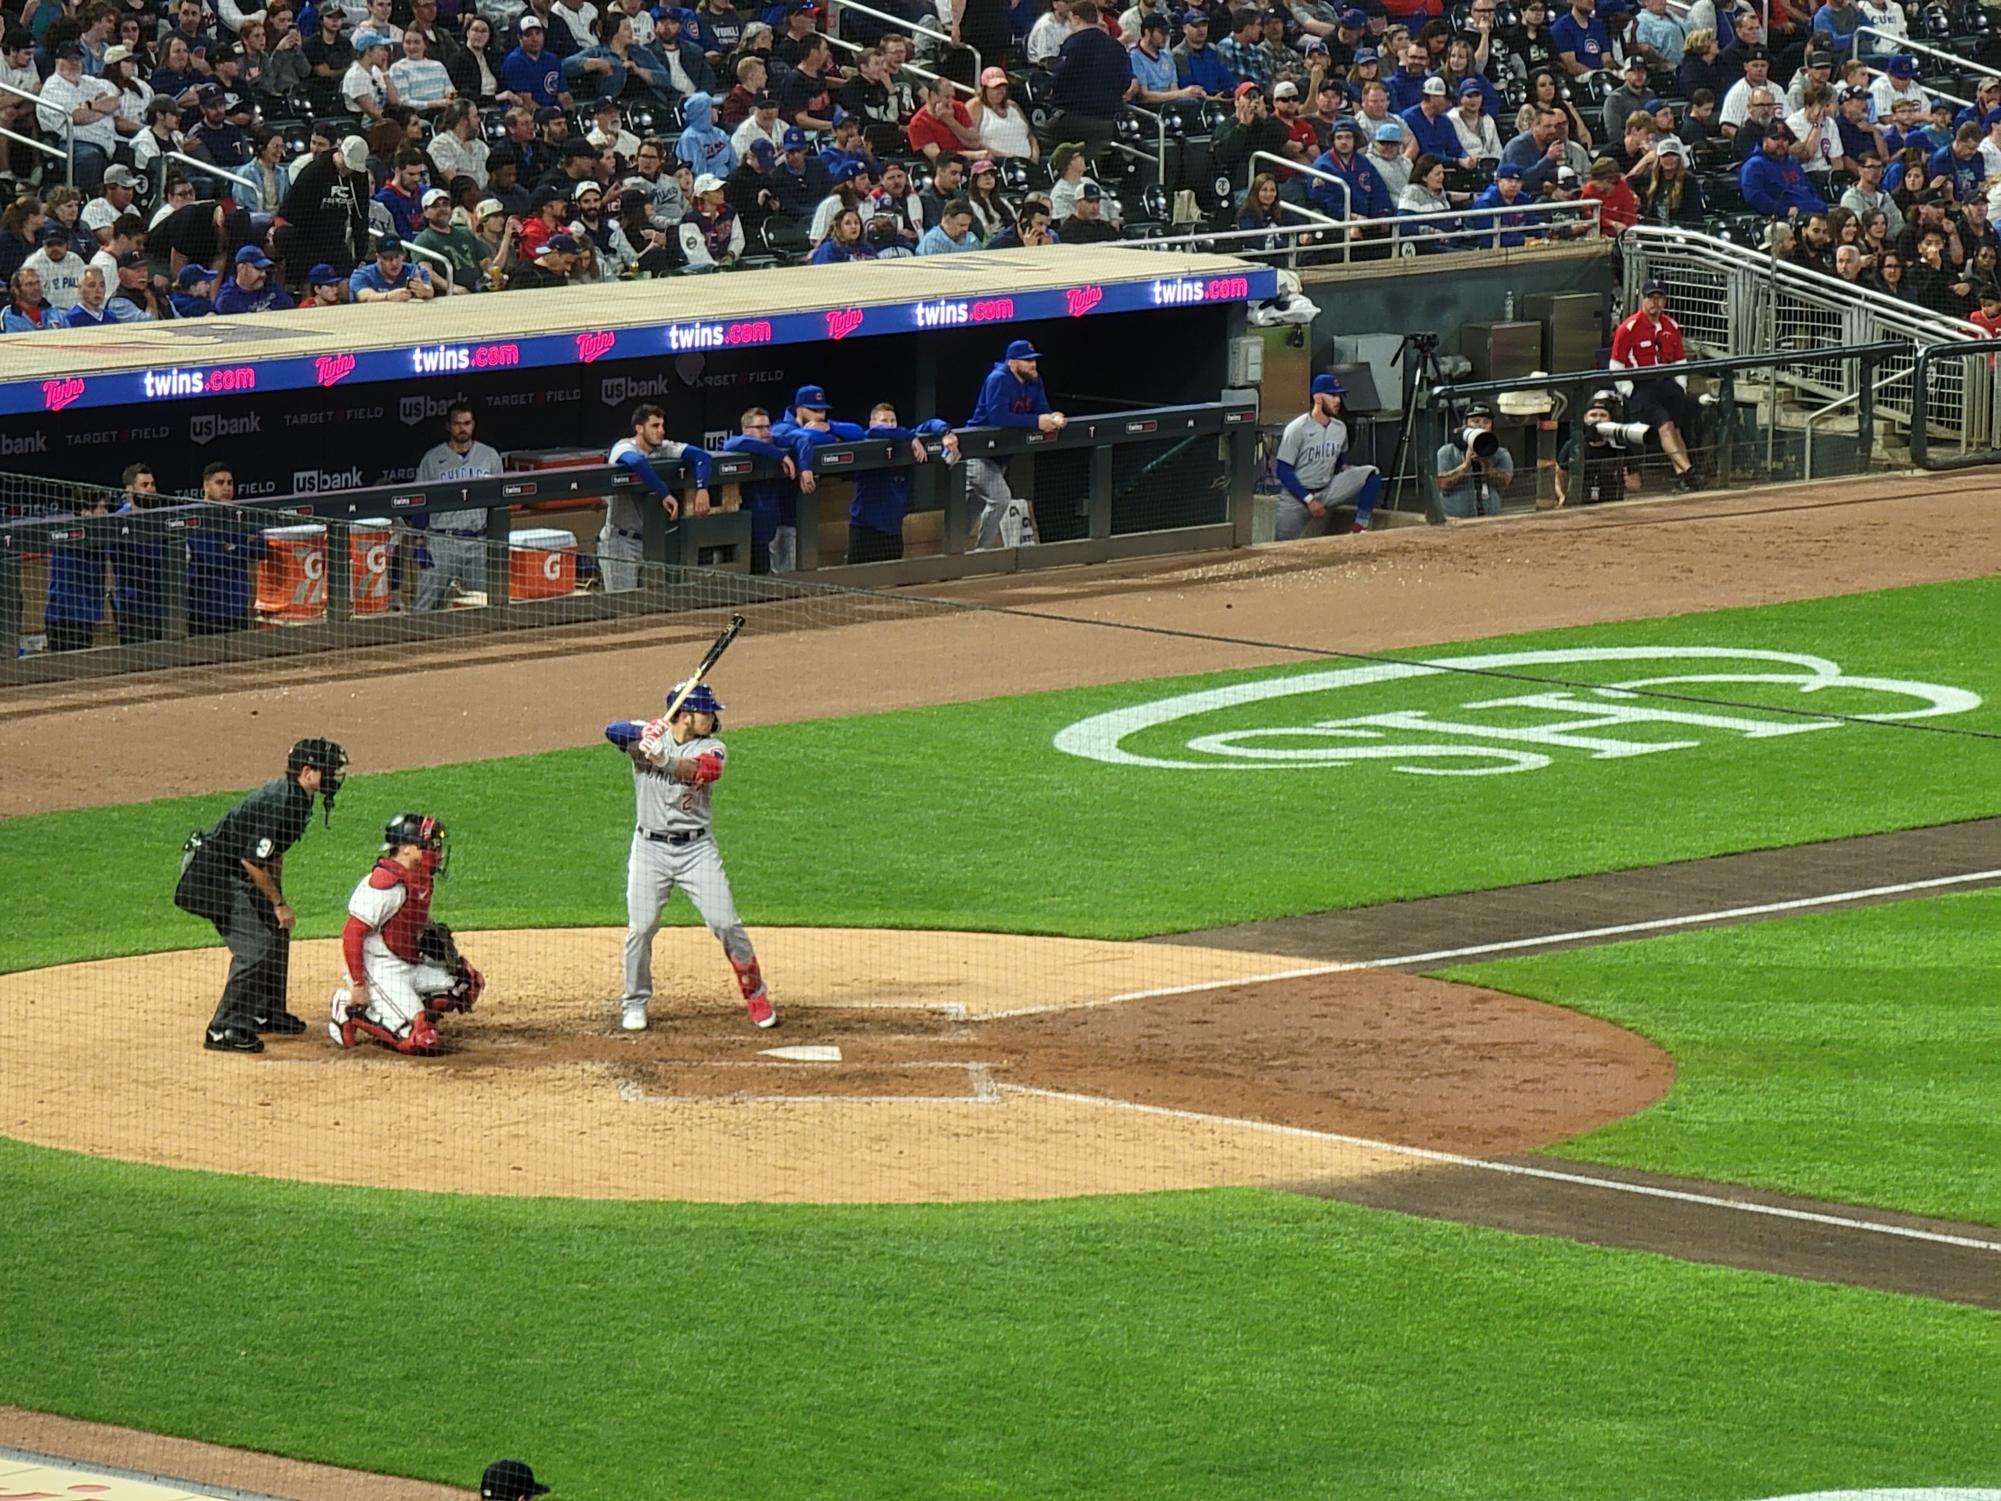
[329,812,483,1055]
[1609,279,1701,489]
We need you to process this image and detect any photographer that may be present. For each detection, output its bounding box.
[1554,390,1644,507]
[1435,403,1514,519]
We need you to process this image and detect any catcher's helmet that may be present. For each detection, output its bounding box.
[667,681,723,726]
[383,811,450,877]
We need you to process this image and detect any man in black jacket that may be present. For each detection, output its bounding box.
[276,133,372,279]
[1041,0,1132,166]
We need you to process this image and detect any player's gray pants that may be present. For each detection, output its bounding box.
[413,533,487,612]
[598,525,644,593]
[966,458,1038,549]
[770,524,796,574]
[1272,467,1381,541]
[622,830,757,1008]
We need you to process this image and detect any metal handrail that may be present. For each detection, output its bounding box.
[367,222,457,295]
[164,148,258,195]
[1251,150,1350,222]
[1121,102,1169,177]
[3,77,74,184]
[1860,63,1972,108]
[1136,196,1602,256]
[819,29,975,98]
[1801,362,1905,476]
[827,0,980,83]
[1848,25,1968,71]
[0,123,62,164]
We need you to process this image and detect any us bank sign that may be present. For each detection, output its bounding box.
[1053,648,1981,777]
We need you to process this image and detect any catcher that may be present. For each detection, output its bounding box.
[329,812,484,1056]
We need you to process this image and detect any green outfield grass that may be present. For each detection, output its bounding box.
[4,578,1998,974]
[1445,888,2001,1225]
[1,1141,1995,1501]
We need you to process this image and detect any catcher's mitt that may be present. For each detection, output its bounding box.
[418,922,484,1013]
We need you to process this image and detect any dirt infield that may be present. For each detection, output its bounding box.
[4,474,1997,815]
[0,927,1668,1202]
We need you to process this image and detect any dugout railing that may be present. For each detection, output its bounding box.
[0,398,1258,681]
[1410,341,1915,519]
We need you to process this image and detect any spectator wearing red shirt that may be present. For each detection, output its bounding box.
[1580,154,1639,231]
[1609,279,1699,489]
[1272,80,1319,169]
[1972,283,2001,335]
[908,75,985,161]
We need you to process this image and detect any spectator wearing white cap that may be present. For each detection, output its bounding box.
[677,172,742,268]
[390,28,454,111]
[214,242,296,312]
[1272,80,1318,165]
[276,132,374,274]
[503,14,572,110]
[82,166,144,239]
[1401,75,1471,167]
[1058,181,1121,240]
[413,186,486,290]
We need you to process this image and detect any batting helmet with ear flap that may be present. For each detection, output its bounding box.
[668,681,723,727]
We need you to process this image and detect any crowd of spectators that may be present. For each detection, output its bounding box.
[0,0,1994,322]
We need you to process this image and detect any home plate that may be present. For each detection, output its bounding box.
[763,1045,843,1062]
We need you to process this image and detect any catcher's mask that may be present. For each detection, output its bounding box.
[288,737,350,825]
[383,811,450,879]
[667,680,723,729]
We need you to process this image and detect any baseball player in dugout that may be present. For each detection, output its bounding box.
[329,812,485,1056]
[174,737,348,1054]
[607,681,776,1033]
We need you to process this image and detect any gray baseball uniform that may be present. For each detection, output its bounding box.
[618,723,765,1015]
[412,439,503,611]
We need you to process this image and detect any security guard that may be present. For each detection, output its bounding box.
[177,737,349,1054]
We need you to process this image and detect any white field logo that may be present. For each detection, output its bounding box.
[1053,648,1981,777]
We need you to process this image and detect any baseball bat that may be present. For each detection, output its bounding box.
[663,613,746,719]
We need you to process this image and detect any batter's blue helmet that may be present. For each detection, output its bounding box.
[668,681,723,724]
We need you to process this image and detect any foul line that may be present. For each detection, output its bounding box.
[1001,1085,2001,1256]
[982,867,2001,1016]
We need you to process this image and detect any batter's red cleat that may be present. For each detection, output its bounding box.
[745,992,777,1029]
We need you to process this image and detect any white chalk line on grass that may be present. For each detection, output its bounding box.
[1000,1085,2001,1255]
[984,867,2001,1017]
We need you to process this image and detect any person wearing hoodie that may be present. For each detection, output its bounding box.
[1308,118,1392,218]
[38,485,111,652]
[847,406,958,564]
[277,133,375,278]
[964,339,1066,549]
[673,92,738,179]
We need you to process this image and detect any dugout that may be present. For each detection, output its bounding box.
[0,246,1273,513]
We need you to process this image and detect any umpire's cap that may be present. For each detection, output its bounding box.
[287,737,348,786]
[480,1460,550,1500]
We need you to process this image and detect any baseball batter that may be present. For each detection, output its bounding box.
[607,681,776,1032]
[329,812,484,1056]
[1273,374,1384,539]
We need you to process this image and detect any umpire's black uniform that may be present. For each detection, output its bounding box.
[178,738,347,1054]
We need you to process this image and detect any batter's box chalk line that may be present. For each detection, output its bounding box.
[618,1061,1001,1106]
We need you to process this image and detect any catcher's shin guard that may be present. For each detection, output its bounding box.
[390,1011,445,1056]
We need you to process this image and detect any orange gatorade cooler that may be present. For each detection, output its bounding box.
[349,518,394,615]
[256,524,327,621]
[510,527,578,600]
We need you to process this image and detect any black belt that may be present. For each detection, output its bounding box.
[639,826,707,845]
[608,526,642,539]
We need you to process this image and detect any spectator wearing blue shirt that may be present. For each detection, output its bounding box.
[167,262,215,318]
[917,201,984,252]
[373,147,428,237]
[1929,124,1987,203]
[1309,118,1391,215]
[1401,77,1469,164]
[1810,0,1862,53]
[1634,0,1685,67]
[349,236,438,301]
[1128,14,1192,104]
[1740,121,1825,217]
[1550,0,1611,75]
[111,464,166,644]
[1045,0,1132,163]
[1386,43,1431,112]
[1173,10,1238,95]
[502,15,571,109]
[1469,160,1534,243]
[847,406,958,564]
[186,462,267,636]
[214,244,298,313]
[722,407,808,575]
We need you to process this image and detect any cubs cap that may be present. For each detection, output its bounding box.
[1494,160,1522,177]
[749,137,776,160]
[480,1460,550,1501]
[1622,54,1646,71]
[1887,52,1915,75]
[1458,76,1483,95]
[1310,373,1345,396]
[1332,115,1360,135]
[307,261,340,284]
[177,263,213,286]
[793,383,831,409]
[1338,3,1364,20]
[1004,338,1041,360]
[233,244,273,267]
[781,125,807,149]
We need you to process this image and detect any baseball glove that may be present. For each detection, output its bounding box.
[418,922,484,1013]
